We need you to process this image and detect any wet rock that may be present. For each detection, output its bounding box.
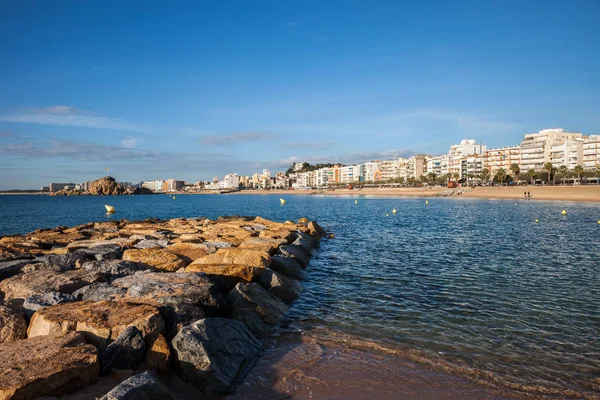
[122,248,188,272]
[27,301,165,351]
[184,263,265,284]
[111,272,226,317]
[100,326,146,374]
[0,332,99,399]
[72,283,126,302]
[0,269,106,302]
[171,318,262,395]
[290,232,315,252]
[166,242,215,262]
[133,239,169,249]
[99,371,180,400]
[193,248,271,268]
[277,245,310,267]
[23,292,76,318]
[0,305,27,343]
[269,255,307,280]
[259,269,303,303]
[226,282,288,336]
[80,260,145,282]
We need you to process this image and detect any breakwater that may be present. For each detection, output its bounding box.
[0,215,325,398]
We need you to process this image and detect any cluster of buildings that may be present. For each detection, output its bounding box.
[288,128,600,189]
[45,128,599,193]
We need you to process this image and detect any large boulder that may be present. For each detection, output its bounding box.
[258,229,295,243]
[226,283,288,336]
[78,244,123,261]
[72,283,126,302]
[171,318,262,395]
[99,371,180,400]
[308,221,325,238]
[122,249,188,272]
[0,333,99,399]
[166,242,215,262]
[0,305,27,343]
[0,269,106,302]
[269,256,307,280]
[184,263,264,284]
[23,292,76,318]
[238,237,288,255]
[193,248,271,268]
[27,301,165,351]
[259,269,303,303]
[100,326,146,374]
[277,245,310,267]
[79,260,146,282]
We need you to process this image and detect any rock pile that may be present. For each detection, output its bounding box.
[51,176,154,196]
[0,215,324,398]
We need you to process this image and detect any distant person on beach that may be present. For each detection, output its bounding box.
[524,191,527,200]
[528,191,532,199]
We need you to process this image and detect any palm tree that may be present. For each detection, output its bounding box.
[495,168,507,186]
[480,168,491,184]
[452,172,460,182]
[543,162,553,185]
[427,172,437,183]
[557,165,568,185]
[510,163,520,185]
[574,165,585,185]
[527,169,537,185]
[444,173,452,183]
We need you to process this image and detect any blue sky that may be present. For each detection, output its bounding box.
[1,0,598,189]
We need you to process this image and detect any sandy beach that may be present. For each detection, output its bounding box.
[226,185,600,202]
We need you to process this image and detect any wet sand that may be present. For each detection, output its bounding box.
[227,186,600,202]
[229,328,515,400]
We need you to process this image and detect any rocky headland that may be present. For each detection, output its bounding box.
[51,176,154,196]
[0,215,324,399]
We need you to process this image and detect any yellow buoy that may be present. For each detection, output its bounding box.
[355,200,358,204]
[386,213,389,217]
[597,220,600,224]
[280,198,286,205]
[515,203,517,206]
[298,217,308,223]
[104,204,115,213]
[535,219,539,223]
[561,210,567,215]
[173,196,176,200]
[392,209,397,214]
[425,200,429,205]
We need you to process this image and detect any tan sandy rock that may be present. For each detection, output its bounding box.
[184,263,265,283]
[238,237,288,255]
[122,248,188,271]
[258,229,295,243]
[193,248,271,268]
[0,332,99,399]
[146,334,170,371]
[166,242,215,262]
[0,305,27,344]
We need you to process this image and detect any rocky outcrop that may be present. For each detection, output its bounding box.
[87,176,127,196]
[226,282,288,336]
[0,305,27,343]
[27,301,165,350]
[130,186,154,195]
[171,318,262,395]
[122,248,187,272]
[0,332,99,399]
[259,269,303,303]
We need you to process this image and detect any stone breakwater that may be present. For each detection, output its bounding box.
[0,216,325,399]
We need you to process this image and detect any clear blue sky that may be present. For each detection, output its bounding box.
[1,0,598,189]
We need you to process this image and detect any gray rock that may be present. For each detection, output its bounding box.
[290,232,315,252]
[112,272,226,317]
[82,244,123,261]
[171,318,262,395]
[157,303,206,340]
[133,239,169,249]
[43,251,95,269]
[269,256,307,280]
[277,245,310,267]
[80,260,145,282]
[0,259,35,281]
[23,291,76,318]
[226,283,288,336]
[72,283,126,302]
[99,371,180,400]
[259,269,303,303]
[202,241,232,249]
[100,326,146,374]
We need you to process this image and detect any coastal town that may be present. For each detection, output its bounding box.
[44,128,600,194]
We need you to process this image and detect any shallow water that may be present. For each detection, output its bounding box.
[1,194,599,398]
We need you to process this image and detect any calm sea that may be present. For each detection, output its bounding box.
[1,194,599,398]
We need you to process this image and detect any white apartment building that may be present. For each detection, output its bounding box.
[425,154,449,176]
[340,165,362,183]
[448,140,487,176]
[363,162,380,182]
[550,139,585,169]
[379,160,397,181]
[519,128,583,171]
[165,179,184,192]
[142,180,164,192]
[582,135,600,169]
[220,174,239,189]
[316,168,333,188]
[461,154,485,181]
[485,146,521,175]
[292,172,311,189]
